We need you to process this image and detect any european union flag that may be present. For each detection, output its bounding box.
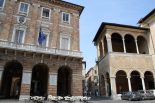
[38,27,46,45]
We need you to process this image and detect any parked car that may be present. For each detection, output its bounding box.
[148,90,155,97]
[121,91,142,101]
[138,90,154,100]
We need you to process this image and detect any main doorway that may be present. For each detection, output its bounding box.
[57,66,72,96]
[30,63,49,97]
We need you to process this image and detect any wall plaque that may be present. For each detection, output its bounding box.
[50,75,57,86]
[22,73,31,84]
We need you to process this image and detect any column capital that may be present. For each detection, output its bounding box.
[135,39,138,42]
[140,76,145,79]
[127,76,131,78]
[110,76,116,78]
[106,36,111,40]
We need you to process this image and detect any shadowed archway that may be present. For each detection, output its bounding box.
[0,60,23,99]
[116,70,128,94]
[57,66,72,96]
[144,71,154,90]
[130,71,142,91]
[125,34,137,53]
[30,63,49,97]
[111,33,124,52]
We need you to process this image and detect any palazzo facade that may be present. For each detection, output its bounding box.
[0,0,84,100]
[93,9,155,99]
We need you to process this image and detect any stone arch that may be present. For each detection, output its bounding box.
[137,36,149,54]
[30,63,49,97]
[124,34,137,53]
[111,33,124,52]
[1,60,23,99]
[116,70,128,94]
[128,69,143,78]
[130,70,142,91]
[57,65,72,96]
[144,71,155,90]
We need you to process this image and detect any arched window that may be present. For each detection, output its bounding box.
[111,33,123,52]
[99,42,103,58]
[125,34,137,53]
[137,36,149,54]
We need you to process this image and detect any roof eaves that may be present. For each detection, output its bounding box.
[138,9,155,23]
[93,22,149,43]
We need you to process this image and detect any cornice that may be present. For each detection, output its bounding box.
[39,0,84,16]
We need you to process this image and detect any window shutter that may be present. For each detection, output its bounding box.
[61,37,69,50]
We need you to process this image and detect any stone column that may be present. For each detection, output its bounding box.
[106,37,113,53]
[104,78,108,96]
[0,70,2,90]
[127,77,132,92]
[122,38,126,53]
[19,72,32,100]
[153,78,155,88]
[110,77,117,99]
[141,77,146,91]
[135,39,139,54]
[97,44,100,59]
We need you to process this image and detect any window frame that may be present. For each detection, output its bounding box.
[61,12,70,24]
[18,2,30,15]
[60,34,70,50]
[41,7,51,20]
[0,0,6,11]
[12,27,26,44]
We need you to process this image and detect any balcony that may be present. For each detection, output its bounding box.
[0,40,82,58]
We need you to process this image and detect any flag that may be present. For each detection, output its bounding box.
[38,27,46,46]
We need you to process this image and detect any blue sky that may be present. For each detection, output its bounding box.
[65,0,155,71]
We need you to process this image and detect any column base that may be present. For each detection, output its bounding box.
[19,95,30,100]
[110,94,122,100]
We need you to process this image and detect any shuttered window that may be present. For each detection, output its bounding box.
[61,37,69,50]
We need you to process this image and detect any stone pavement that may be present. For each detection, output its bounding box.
[0,97,155,103]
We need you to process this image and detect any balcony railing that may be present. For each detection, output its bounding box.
[0,40,82,58]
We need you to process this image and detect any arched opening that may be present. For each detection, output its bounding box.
[100,75,106,96]
[137,36,149,54]
[57,66,72,96]
[104,37,108,56]
[0,60,23,99]
[106,72,111,96]
[111,33,124,52]
[144,71,154,90]
[99,42,103,58]
[116,70,128,94]
[125,34,137,53]
[130,71,142,91]
[30,63,49,97]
